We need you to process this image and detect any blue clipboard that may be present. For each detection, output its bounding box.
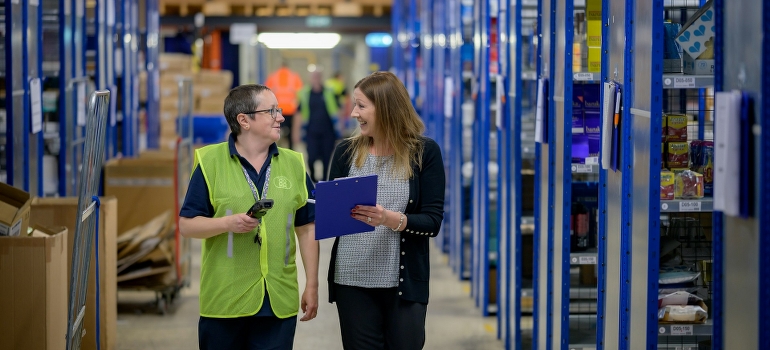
[314,175,378,240]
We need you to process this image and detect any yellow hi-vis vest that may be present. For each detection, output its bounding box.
[298,86,339,122]
[193,142,308,318]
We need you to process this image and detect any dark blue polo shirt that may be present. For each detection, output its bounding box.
[180,134,315,224]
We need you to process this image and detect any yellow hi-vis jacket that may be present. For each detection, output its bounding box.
[193,142,308,318]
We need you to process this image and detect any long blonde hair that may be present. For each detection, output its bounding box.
[347,71,425,179]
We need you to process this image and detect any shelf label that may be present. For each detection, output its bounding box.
[578,256,597,264]
[673,77,696,88]
[678,201,702,212]
[670,324,693,336]
[573,164,594,173]
[585,157,599,165]
[574,72,595,81]
[77,83,86,127]
[30,78,43,134]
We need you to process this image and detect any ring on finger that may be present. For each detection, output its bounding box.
[367,217,372,223]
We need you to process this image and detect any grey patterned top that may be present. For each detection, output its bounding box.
[334,154,409,288]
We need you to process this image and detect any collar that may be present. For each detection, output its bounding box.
[228,134,279,159]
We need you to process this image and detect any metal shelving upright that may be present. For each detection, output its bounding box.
[3,0,44,195]
[144,0,160,150]
[116,0,138,156]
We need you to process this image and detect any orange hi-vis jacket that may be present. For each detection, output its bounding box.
[264,67,303,116]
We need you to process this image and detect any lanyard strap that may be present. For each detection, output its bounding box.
[241,163,271,202]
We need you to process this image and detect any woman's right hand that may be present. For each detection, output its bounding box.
[227,213,261,233]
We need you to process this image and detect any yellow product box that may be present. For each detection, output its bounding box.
[587,21,602,47]
[665,114,688,142]
[661,171,675,200]
[666,142,689,169]
[588,47,602,72]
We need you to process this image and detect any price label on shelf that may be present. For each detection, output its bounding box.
[673,77,696,88]
[578,256,597,264]
[670,324,693,336]
[678,201,702,212]
[585,157,599,165]
[573,164,594,173]
[574,72,595,81]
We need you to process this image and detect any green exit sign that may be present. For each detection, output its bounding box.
[306,16,331,28]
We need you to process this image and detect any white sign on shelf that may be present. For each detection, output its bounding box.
[573,164,594,173]
[574,72,594,81]
[673,77,696,88]
[585,157,599,165]
[30,78,43,134]
[578,256,597,264]
[678,200,702,212]
[670,324,694,336]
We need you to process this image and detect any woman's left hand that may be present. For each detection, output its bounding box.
[351,204,388,227]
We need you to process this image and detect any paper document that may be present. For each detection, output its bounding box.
[314,175,378,240]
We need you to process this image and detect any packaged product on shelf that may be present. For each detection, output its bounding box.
[572,85,585,134]
[583,84,601,157]
[658,305,708,323]
[665,114,688,142]
[674,170,704,199]
[666,142,690,169]
[661,171,675,200]
[690,140,714,196]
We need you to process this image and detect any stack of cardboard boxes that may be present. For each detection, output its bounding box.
[156,53,232,150]
[0,182,118,350]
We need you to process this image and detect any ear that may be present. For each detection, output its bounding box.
[237,113,250,128]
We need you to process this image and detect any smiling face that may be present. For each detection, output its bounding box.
[238,90,285,143]
[351,87,377,139]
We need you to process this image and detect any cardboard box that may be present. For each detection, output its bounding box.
[104,156,176,235]
[0,182,32,237]
[666,142,690,169]
[30,197,118,350]
[682,55,714,75]
[675,0,714,60]
[665,114,688,142]
[195,93,229,115]
[158,53,193,73]
[0,225,68,350]
[586,0,602,46]
[195,69,233,92]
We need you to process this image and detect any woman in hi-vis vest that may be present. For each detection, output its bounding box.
[179,84,319,350]
[327,72,446,349]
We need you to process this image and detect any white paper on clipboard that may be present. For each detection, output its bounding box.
[713,90,741,216]
[535,78,546,143]
[600,82,616,170]
[30,78,43,134]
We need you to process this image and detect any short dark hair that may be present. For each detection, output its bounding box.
[223,84,272,139]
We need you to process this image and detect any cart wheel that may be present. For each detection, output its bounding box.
[156,294,168,315]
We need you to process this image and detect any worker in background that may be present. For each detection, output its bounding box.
[264,61,303,150]
[179,84,319,350]
[297,71,340,182]
[325,71,352,136]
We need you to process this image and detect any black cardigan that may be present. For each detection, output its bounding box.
[327,137,446,304]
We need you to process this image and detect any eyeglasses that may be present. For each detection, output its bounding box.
[243,107,283,120]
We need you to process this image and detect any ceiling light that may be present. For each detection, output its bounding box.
[257,33,341,49]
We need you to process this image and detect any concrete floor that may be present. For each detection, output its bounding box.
[116,238,504,350]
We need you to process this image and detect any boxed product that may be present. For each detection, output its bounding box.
[587,47,601,72]
[583,84,601,157]
[572,134,589,164]
[690,140,714,196]
[572,85,585,135]
[658,291,708,323]
[0,224,68,350]
[683,54,715,75]
[675,170,704,199]
[585,0,602,47]
[0,182,32,237]
[661,171,676,200]
[666,142,690,169]
[665,114,688,142]
[675,0,714,60]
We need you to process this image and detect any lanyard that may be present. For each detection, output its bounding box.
[241,163,271,203]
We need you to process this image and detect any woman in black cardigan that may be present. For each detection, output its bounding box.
[327,71,446,350]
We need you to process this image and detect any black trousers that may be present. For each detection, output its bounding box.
[199,314,297,350]
[334,283,428,350]
[281,114,295,150]
[306,131,336,182]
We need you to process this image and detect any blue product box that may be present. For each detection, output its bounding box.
[572,84,585,135]
[585,112,601,158]
[572,133,589,164]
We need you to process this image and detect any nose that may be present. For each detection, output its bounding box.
[276,111,285,123]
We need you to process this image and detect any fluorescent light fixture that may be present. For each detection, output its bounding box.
[257,33,341,49]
